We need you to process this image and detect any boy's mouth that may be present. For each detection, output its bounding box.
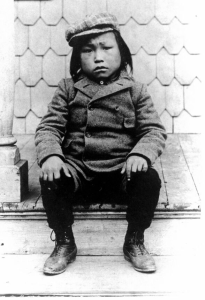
[94,66,108,71]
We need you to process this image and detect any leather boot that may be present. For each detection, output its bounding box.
[43,226,77,275]
[123,229,156,273]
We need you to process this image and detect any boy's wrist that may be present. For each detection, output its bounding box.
[40,154,64,167]
[127,154,151,166]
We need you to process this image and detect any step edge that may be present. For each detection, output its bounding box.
[0,292,184,297]
[0,211,201,220]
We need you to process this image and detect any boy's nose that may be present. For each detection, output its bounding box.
[94,50,104,62]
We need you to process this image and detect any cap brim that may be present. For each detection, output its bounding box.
[69,27,114,46]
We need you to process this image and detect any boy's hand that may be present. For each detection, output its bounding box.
[121,156,148,181]
[40,156,71,181]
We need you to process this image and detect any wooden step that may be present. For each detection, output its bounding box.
[0,218,201,255]
[0,254,202,297]
[0,217,202,297]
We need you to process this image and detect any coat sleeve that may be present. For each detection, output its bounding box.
[35,78,73,166]
[128,83,167,165]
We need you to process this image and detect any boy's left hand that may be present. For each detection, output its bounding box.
[121,156,148,181]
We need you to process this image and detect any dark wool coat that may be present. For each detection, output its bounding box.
[35,71,167,172]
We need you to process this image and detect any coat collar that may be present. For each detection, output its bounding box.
[74,70,134,101]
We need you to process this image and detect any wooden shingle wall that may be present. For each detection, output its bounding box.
[13,0,202,134]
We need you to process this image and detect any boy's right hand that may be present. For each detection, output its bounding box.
[40,156,71,181]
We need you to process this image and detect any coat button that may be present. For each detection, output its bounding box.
[100,81,104,85]
[85,132,91,138]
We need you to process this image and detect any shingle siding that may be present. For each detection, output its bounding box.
[13,0,201,134]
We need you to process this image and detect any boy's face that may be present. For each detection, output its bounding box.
[80,32,121,81]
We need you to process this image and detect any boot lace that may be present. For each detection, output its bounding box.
[50,229,71,242]
[52,244,67,257]
[50,231,67,257]
[50,229,74,257]
[133,243,149,256]
[128,232,149,256]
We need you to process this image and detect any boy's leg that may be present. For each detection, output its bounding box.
[81,169,160,273]
[125,167,161,230]
[98,168,160,228]
[40,172,76,231]
[122,167,161,273]
[40,163,82,275]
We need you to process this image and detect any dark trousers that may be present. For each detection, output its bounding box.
[40,167,161,232]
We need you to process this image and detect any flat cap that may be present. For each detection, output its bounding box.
[65,12,120,47]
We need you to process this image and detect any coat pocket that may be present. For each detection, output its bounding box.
[123,116,136,129]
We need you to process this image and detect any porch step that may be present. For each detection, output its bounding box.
[0,254,202,297]
[0,218,201,255]
[0,218,202,297]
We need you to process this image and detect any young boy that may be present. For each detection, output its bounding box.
[35,12,167,275]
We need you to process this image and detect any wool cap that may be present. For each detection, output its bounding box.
[65,12,120,47]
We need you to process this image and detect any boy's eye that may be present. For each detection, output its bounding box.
[103,46,112,50]
[82,48,92,53]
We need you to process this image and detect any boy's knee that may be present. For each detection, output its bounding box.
[39,174,75,193]
[127,167,161,194]
[132,167,160,182]
[39,177,60,195]
[145,168,161,188]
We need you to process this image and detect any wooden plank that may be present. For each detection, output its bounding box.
[0,218,201,256]
[0,211,201,220]
[34,197,169,212]
[28,160,41,201]
[0,255,201,296]
[1,201,35,212]
[160,135,200,209]
[178,134,202,198]
[18,135,37,170]
[154,158,168,208]
[15,134,34,151]
[178,134,202,154]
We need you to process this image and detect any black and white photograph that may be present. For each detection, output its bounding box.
[0,0,203,298]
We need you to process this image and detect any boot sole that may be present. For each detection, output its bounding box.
[124,254,156,273]
[43,248,77,275]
